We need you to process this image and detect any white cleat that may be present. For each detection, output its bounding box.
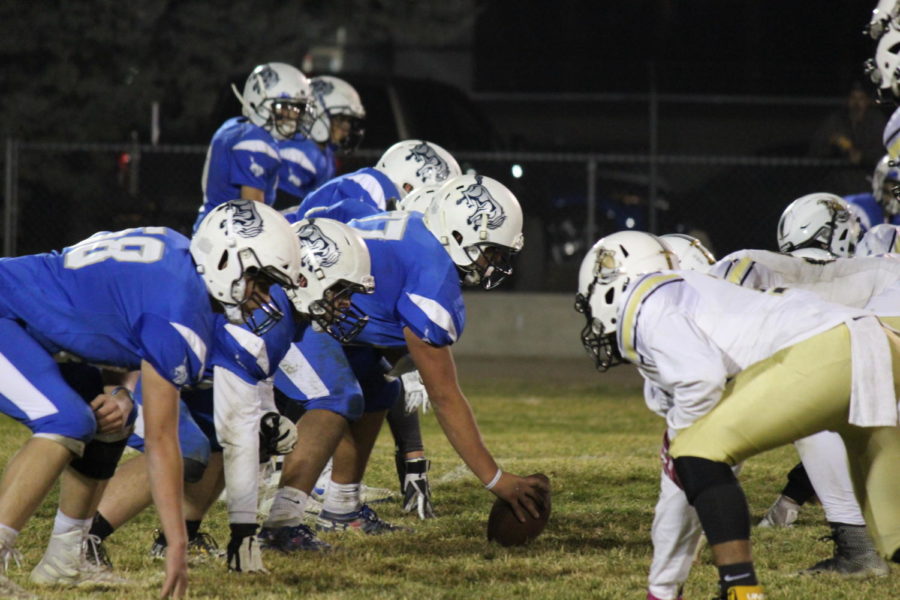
[758,494,801,528]
[31,530,129,587]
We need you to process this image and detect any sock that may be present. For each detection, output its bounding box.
[717,562,757,594]
[186,520,201,540]
[51,509,90,537]
[0,523,19,550]
[323,481,361,515]
[89,512,115,541]
[263,486,307,528]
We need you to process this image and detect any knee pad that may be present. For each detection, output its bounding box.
[69,435,129,480]
[183,457,207,483]
[673,456,737,503]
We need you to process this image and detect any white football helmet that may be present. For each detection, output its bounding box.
[575,231,679,371]
[856,222,900,256]
[231,62,315,140]
[308,76,366,154]
[423,174,524,289]
[292,218,375,343]
[191,200,302,334]
[865,27,900,102]
[873,154,900,216]
[396,184,439,214]
[659,233,716,273]
[376,140,462,199]
[867,0,900,39]
[776,193,861,259]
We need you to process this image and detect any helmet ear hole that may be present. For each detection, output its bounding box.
[604,287,615,304]
[217,250,229,271]
[452,231,464,245]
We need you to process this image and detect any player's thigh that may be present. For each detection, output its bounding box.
[671,325,852,464]
[0,319,95,441]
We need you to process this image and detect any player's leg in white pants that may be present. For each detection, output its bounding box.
[794,430,864,525]
[647,471,701,600]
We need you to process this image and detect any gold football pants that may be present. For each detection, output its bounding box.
[669,322,900,558]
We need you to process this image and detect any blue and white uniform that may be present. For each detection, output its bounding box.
[196,117,282,231]
[277,208,465,414]
[844,192,900,232]
[0,227,213,448]
[286,167,399,224]
[277,137,336,203]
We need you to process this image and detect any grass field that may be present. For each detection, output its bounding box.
[1,357,898,599]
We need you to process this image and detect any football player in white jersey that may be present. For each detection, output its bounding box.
[575,230,900,600]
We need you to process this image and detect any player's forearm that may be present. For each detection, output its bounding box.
[430,391,499,485]
[145,433,188,550]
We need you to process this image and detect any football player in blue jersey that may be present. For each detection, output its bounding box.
[0,200,303,598]
[259,174,549,548]
[284,139,464,517]
[844,155,900,231]
[288,139,462,220]
[277,76,366,204]
[195,62,315,231]
[83,218,374,573]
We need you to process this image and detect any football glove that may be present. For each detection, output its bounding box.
[401,458,435,519]
[401,371,430,414]
[227,524,268,573]
[259,411,298,461]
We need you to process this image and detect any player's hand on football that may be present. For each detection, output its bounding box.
[160,542,188,598]
[91,388,133,434]
[489,472,550,522]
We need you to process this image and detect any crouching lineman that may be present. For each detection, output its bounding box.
[575,230,900,600]
[83,216,374,573]
[259,173,548,549]
[0,200,304,598]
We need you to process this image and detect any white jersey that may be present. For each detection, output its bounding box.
[619,270,883,431]
[711,250,900,315]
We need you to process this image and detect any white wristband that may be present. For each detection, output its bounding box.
[484,468,503,490]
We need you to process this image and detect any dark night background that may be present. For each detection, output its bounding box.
[0,1,879,144]
[0,1,889,289]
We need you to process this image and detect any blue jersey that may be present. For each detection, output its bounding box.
[290,167,399,223]
[349,211,465,348]
[277,137,336,202]
[197,117,282,230]
[208,284,300,384]
[845,193,900,232]
[0,227,213,387]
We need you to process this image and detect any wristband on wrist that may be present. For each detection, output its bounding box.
[110,386,133,401]
[484,468,503,490]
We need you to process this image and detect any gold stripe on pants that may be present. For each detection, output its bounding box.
[669,323,900,558]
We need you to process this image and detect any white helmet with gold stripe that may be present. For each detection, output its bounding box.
[575,231,679,371]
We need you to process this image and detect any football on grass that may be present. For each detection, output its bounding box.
[486,473,551,547]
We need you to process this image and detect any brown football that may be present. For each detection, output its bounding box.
[486,473,551,547]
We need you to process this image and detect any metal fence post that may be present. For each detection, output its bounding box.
[585,157,597,248]
[3,138,18,257]
[648,63,659,234]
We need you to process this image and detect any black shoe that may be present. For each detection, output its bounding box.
[800,523,889,577]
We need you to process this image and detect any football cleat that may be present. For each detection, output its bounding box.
[258,524,331,553]
[800,524,890,577]
[31,530,128,587]
[149,530,225,562]
[361,483,396,505]
[757,495,800,528]
[722,585,766,600]
[316,504,410,535]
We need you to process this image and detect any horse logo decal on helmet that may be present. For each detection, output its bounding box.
[297,222,341,269]
[406,142,451,184]
[311,78,335,98]
[221,200,265,238]
[252,64,280,95]
[456,176,507,231]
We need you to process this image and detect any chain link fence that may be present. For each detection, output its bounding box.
[0,140,858,292]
